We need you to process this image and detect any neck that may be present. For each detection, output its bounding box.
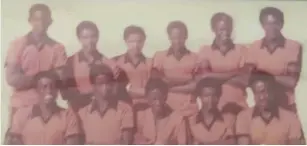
[172,46,185,53]
[39,103,54,116]
[82,47,96,54]
[96,96,109,105]
[201,108,213,117]
[265,32,282,42]
[215,38,231,50]
[127,51,141,59]
[30,31,47,42]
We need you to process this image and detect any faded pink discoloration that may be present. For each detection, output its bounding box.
[189,115,233,144]
[198,44,248,109]
[152,50,199,111]
[72,52,116,95]
[6,35,67,108]
[10,106,81,144]
[247,39,301,104]
[134,107,188,144]
[113,54,152,103]
[78,100,133,144]
[236,107,302,144]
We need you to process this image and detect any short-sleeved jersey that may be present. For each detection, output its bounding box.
[113,53,152,102]
[198,43,248,109]
[236,106,303,144]
[189,110,234,144]
[78,99,134,144]
[5,33,67,108]
[152,49,199,111]
[10,105,81,144]
[134,106,188,144]
[246,37,302,104]
[62,50,117,101]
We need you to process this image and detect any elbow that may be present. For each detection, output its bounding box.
[6,76,22,89]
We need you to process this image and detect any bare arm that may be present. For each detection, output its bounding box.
[5,63,35,90]
[277,46,302,89]
[169,81,196,94]
[274,59,301,89]
[127,85,145,98]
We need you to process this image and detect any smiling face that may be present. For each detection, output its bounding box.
[213,19,232,44]
[36,77,58,106]
[147,88,167,115]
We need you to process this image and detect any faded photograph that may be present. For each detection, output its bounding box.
[1,0,307,144]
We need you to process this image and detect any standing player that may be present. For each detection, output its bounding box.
[197,12,250,110]
[61,21,118,111]
[112,25,152,105]
[4,3,67,137]
[152,21,200,116]
[6,71,81,145]
[246,7,302,112]
[236,71,304,144]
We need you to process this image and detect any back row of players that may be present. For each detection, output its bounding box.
[4,3,304,145]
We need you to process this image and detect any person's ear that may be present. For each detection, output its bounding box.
[48,18,53,26]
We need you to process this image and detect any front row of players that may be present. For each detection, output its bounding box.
[6,64,303,145]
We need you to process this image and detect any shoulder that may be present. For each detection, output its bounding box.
[112,54,125,62]
[14,106,33,120]
[234,44,249,54]
[285,39,302,50]
[198,45,212,53]
[278,107,297,120]
[153,50,168,57]
[250,39,263,49]
[145,57,153,64]
[47,37,65,50]
[237,107,254,120]
[10,36,28,46]
[187,50,198,57]
[7,36,28,53]
[77,104,91,117]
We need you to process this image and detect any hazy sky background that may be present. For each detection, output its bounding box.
[1,0,307,141]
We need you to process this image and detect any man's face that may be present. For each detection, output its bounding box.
[252,80,270,109]
[213,20,232,43]
[36,77,58,105]
[29,10,52,35]
[78,28,98,51]
[168,28,186,51]
[147,89,166,114]
[262,14,283,41]
[199,87,218,110]
[125,33,144,55]
[94,74,113,99]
